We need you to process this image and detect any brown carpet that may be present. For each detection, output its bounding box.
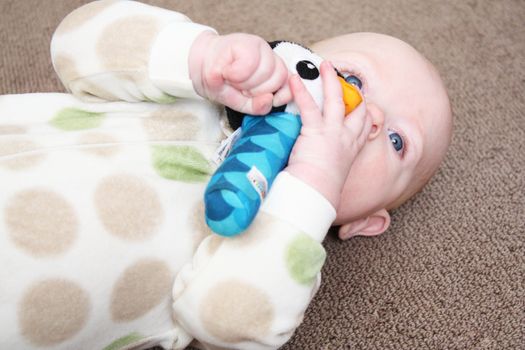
[1,0,523,349]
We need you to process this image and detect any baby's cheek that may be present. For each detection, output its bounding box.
[337,149,390,219]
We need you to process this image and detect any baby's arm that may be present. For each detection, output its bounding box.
[171,172,335,350]
[51,0,214,102]
[170,64,370,350]
[51,0,288,114]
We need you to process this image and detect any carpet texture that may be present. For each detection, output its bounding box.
[1,1,523,349]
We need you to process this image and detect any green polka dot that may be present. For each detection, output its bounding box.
[151,145,211,182]
[152,93,178,104]
[285,233,326,285]
[103,332,143,350]
[144,93,177,104]
[50,108,105,131]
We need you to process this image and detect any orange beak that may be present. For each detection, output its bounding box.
[337,76,363,116]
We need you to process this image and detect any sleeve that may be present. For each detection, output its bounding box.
[50,0,216,103]
[170,172,336,350]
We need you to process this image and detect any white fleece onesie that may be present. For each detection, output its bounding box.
[0,1,336,349]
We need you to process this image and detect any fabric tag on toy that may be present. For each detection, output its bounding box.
[247,166,268,201]
[212,127,242,166]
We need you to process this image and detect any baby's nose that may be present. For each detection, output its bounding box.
[366,103,385,140]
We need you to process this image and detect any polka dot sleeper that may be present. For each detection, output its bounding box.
[0,1,336,349]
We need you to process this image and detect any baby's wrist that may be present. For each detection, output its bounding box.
[188,30,217,97]
[285,163,343,209]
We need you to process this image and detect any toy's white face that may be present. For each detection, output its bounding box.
[271,42,324,116]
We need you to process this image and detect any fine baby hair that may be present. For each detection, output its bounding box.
[204,41,362,236]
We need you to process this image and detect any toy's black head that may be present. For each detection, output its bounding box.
[226,40,325,130]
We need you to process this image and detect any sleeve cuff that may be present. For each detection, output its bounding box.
[260,171,336,242]
[149,21,217,99]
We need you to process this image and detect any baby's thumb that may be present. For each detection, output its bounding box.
[343,98,368,132]
[250,93,273,115]
[222,58,255,84]
[219,84,272,115]
[345,95,366,119]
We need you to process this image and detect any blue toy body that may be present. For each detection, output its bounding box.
[204,112,301,236]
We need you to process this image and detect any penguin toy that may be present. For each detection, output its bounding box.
[204,40,362,236]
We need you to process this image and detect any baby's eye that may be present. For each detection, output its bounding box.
[344,75,363,90]
[388,131,404,153]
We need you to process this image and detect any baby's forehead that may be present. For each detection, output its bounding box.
[318,37,442,104]
[314,33,413,52]
[313,33,429,71]
[314,34,450,109]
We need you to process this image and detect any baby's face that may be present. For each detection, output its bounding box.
[312,33,452,229]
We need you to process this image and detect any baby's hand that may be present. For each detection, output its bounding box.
[285,61,372,208]
[189,31,290,115]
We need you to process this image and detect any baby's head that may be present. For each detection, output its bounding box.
[311,33,452,239]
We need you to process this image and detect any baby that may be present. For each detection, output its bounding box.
[192,30,452,240]
[0,1,451,350]
[310,33,453,238]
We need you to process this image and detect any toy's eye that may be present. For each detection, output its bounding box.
[388,131,404,153]
[296,60,320,80]
[344,75,363,90]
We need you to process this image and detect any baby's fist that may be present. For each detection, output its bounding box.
[189,31,289,115]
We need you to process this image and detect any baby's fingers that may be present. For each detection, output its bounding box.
[246,55,289,97]
[272,82,292,107]
[345,101,372,146]
[222,44,260,85]
[321,61,345,124]
[219,84,273,115]
[289,74,322,127]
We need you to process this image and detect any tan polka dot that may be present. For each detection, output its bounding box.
[71,78,119,102]
[0,125,26,135]
[143,108,201,141]
[19,279,90,346]
[6,189,78,257]
[71,71,142,102]
[55,0,117,36]
[110,258,173,322]
[78,132,119,157]
[0,138,44,170]
[94,174,163,240]
[97,16,161,71]
[53,55,80,88]
[189,202,213,252]
[200,280,274,343]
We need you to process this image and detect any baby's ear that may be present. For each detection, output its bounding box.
[338,209,390,240]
